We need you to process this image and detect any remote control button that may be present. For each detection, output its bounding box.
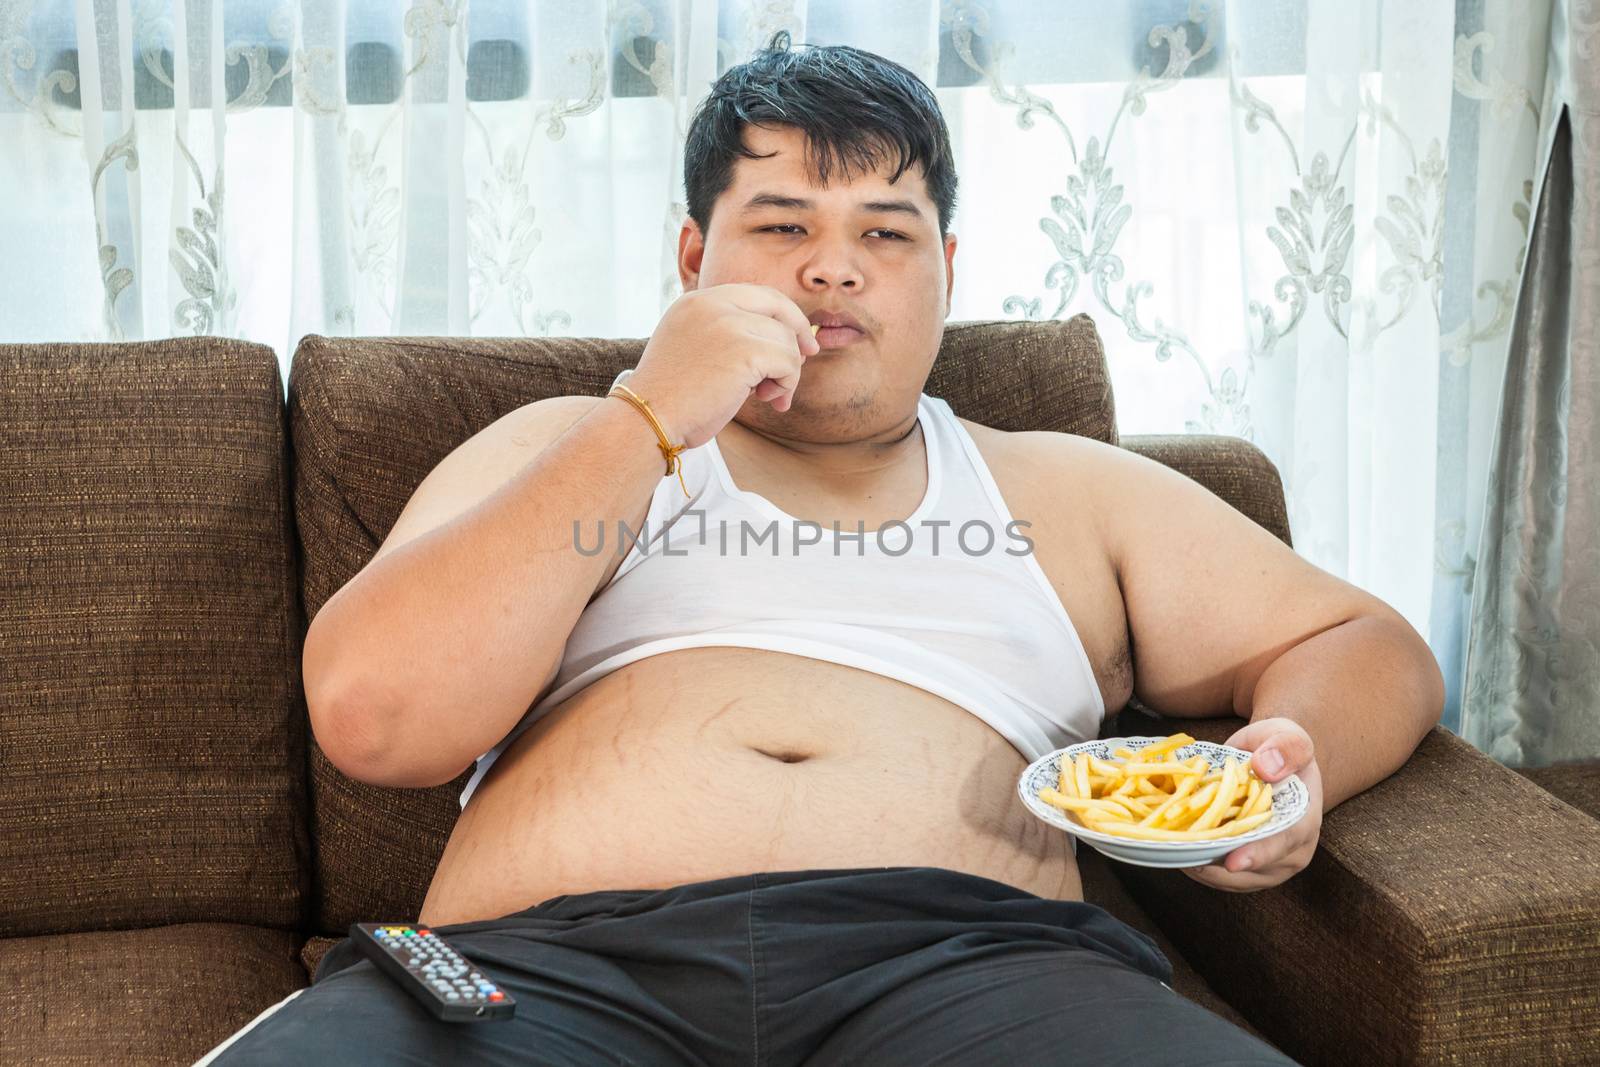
[446,992,461,1001]
[469,972,482,981]
[489,992,505,1002]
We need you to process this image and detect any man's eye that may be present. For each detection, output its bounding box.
[757,225,906,240]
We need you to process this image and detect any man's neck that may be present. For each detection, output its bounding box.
[726,406,922,482]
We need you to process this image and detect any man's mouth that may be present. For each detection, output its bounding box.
[808,311,867,350]
[813,325,865,349]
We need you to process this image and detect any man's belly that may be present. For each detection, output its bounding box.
[418,646,1083,926]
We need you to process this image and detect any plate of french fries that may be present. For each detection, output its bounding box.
[1017,733,1310,868]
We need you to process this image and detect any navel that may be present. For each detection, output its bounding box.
[752,746,813,764]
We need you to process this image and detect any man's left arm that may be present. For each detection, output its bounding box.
[1076,439,1445,892]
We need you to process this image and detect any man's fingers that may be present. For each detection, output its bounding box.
[722,284,818,353]
[733,316,806,412]
[1182,865,1274,893]
[1224,718,1314,782]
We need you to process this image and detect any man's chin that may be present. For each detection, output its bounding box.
[741,387,881,435]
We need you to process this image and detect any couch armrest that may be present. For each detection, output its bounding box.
[1108,708,1600,1066]
[1120,434,1292,546]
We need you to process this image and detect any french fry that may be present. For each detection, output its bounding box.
[1044,736,1277,844]
[1058,758,1078,799]
[1137,773,1200,827]
[1135,733,1196,760]
[1119,762,1195,776]
[1190,758,1239,832]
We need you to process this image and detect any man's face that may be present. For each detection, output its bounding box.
[678,123,958,439]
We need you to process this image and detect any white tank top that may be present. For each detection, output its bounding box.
[458,393,1105,809]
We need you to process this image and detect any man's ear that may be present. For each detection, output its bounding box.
[679,219,706,292]
[943,230,958,315]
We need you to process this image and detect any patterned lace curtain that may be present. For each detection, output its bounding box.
[0,1,1558,745]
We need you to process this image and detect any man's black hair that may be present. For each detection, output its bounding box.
[683,31,958,238]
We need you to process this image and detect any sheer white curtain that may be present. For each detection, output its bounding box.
[0,0,1552,739]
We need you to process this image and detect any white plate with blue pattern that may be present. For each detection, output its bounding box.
[1018,737,1311,869]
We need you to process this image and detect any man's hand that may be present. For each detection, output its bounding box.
[1181,717,1323,893]
[629,283,820,448]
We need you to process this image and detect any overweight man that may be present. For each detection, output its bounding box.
[202,31,1442,1067]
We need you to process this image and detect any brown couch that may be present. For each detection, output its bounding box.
[3,318,1598,1066]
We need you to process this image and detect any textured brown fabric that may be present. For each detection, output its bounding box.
[1109,707,1600,1066]
[0,921,304,1066]
[288,318,1118,933]
[0,339,308,939]
[301,933,340,982]
[928,315,1118,442]
[1120,434,1292,546]
[1516,761,1600,821]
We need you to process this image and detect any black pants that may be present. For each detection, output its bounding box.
[200,867,1297,1066]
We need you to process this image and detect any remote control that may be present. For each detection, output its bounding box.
[348,922,517,1022]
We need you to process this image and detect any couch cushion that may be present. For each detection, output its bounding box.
[0,339,308,937]
[288,317,1116,933]
[0,922,305,1065]
[1516,761,1600,821]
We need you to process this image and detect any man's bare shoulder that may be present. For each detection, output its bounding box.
[955,418,1177,555]
[953,417,1135,561]
[955,416,1123,484]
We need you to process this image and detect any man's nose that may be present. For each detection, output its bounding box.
[800,242,863,290]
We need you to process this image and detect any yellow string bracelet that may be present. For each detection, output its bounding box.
[607,371,690,497]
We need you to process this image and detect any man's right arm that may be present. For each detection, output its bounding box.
[303,394,669,789]
[306,283,820,790]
